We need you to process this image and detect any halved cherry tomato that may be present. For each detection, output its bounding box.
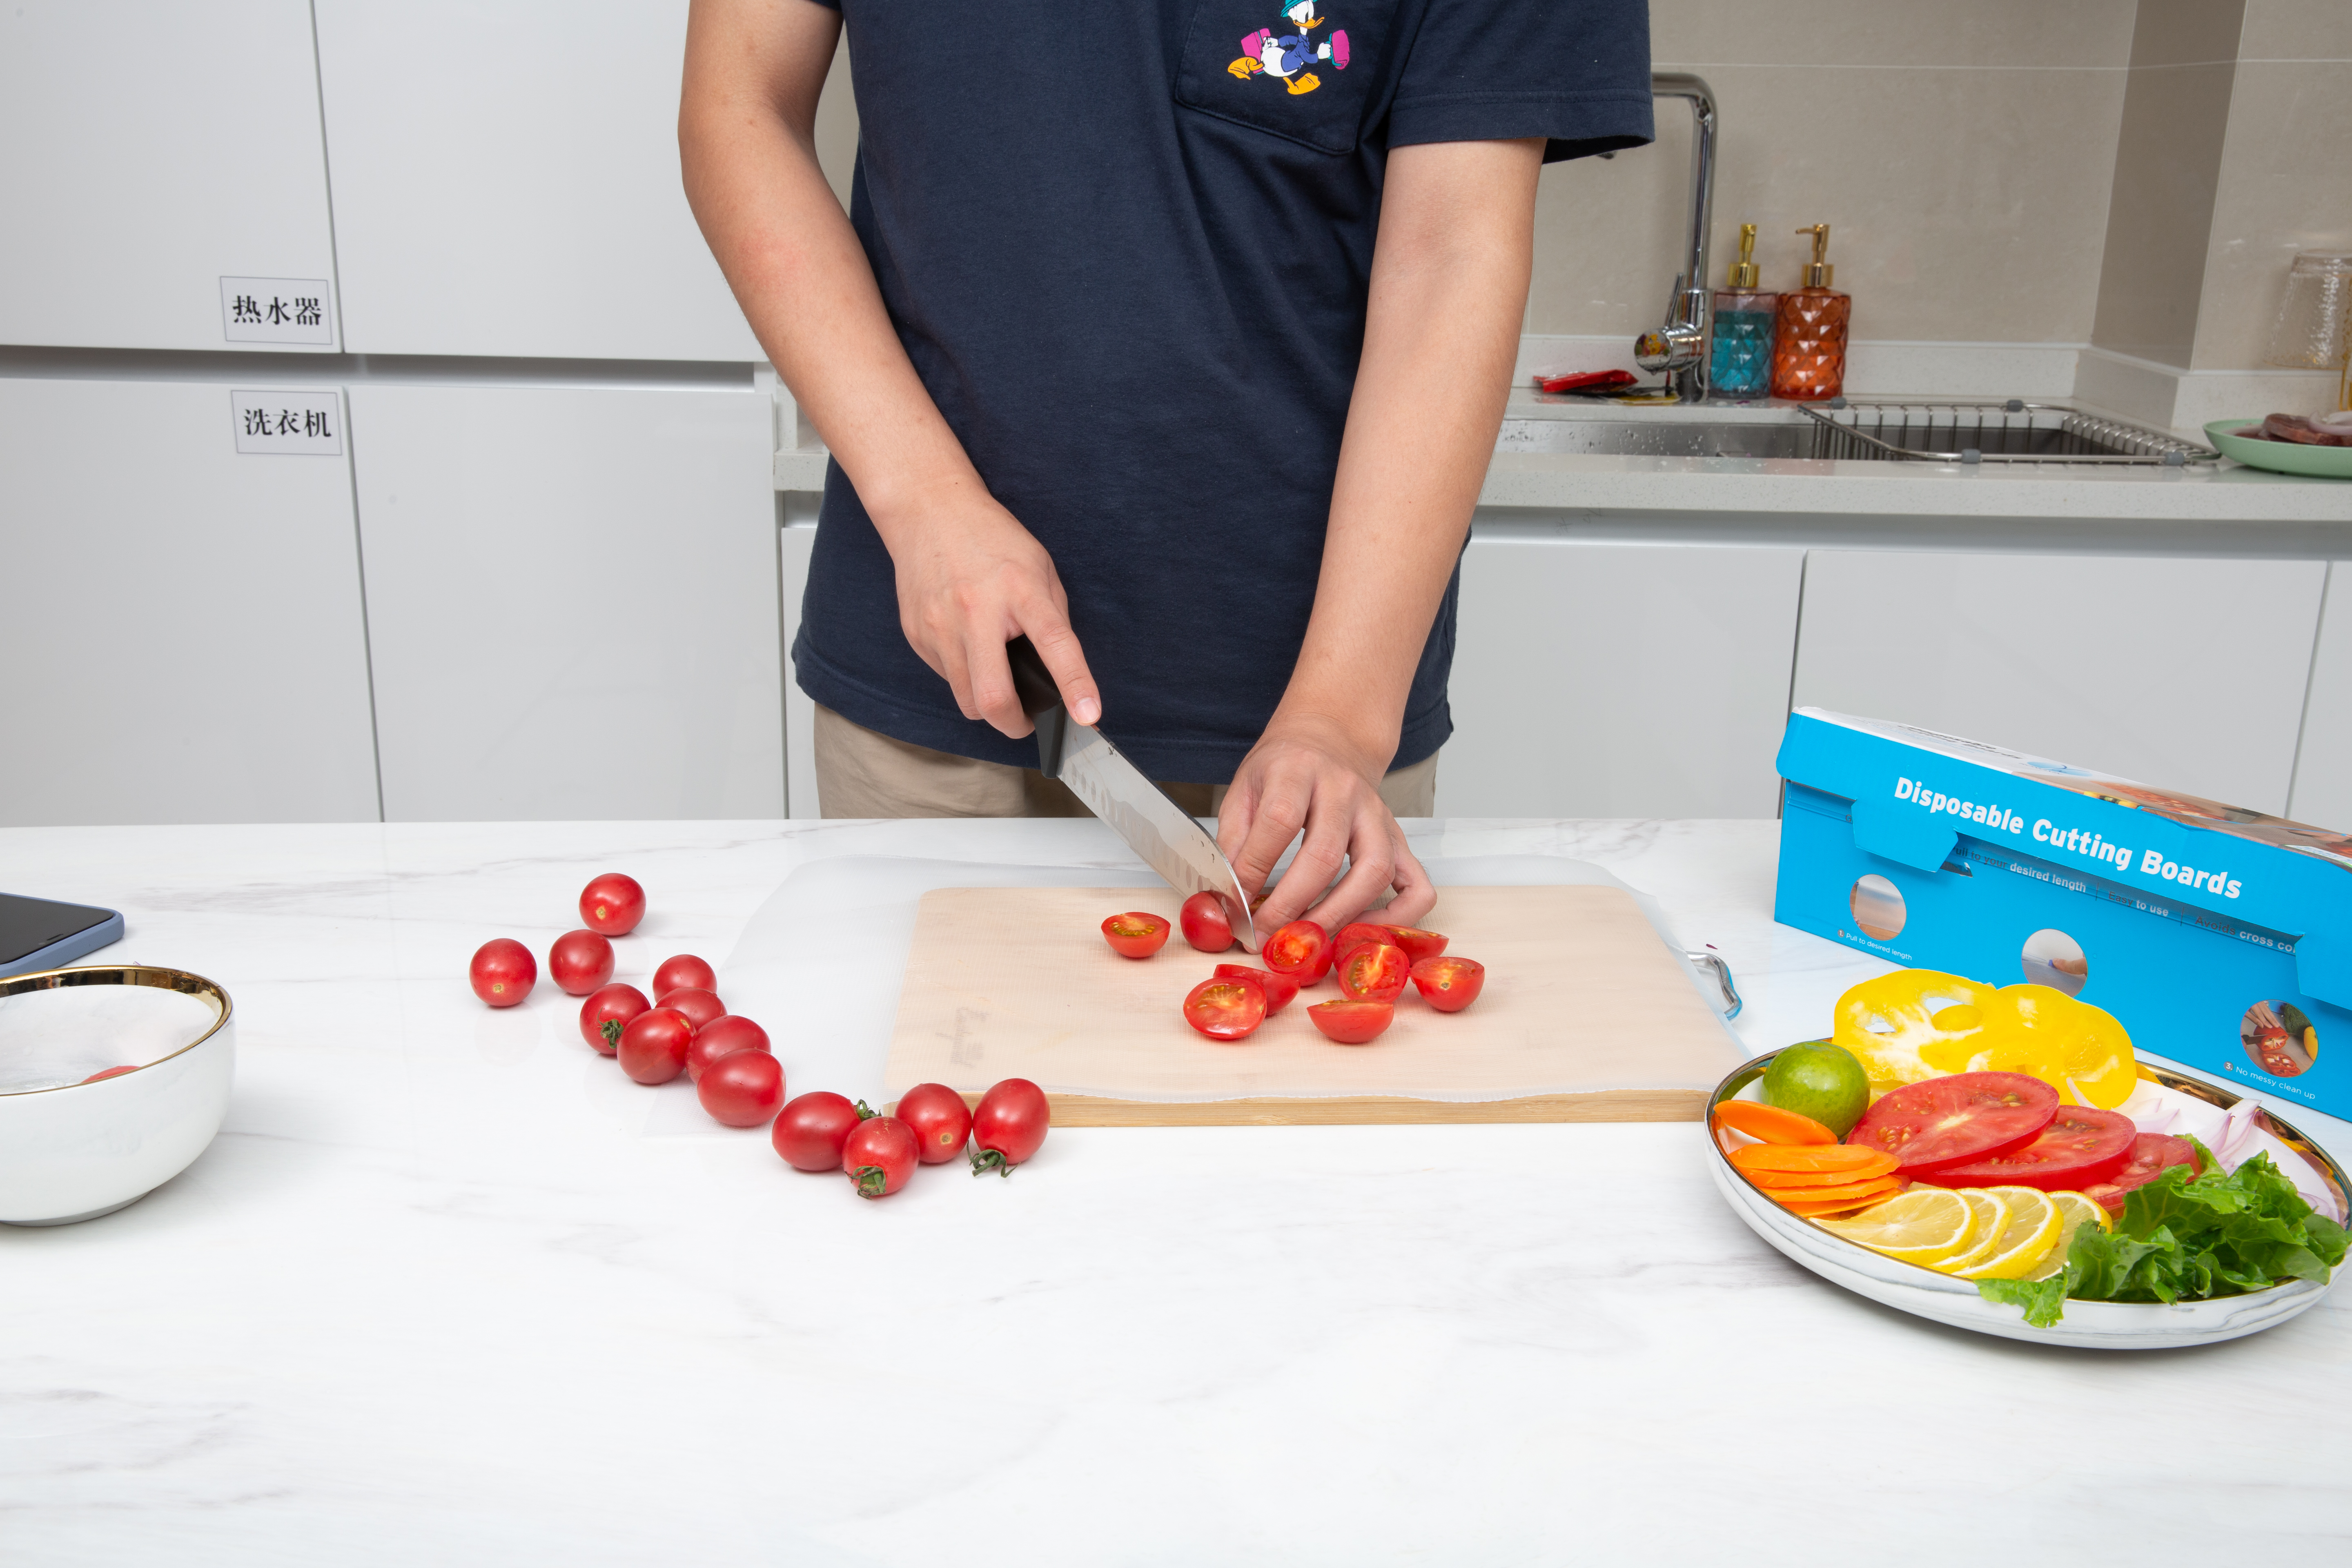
[843,1116,920,1198]
[1214,963,1298,1013]
[895,1082,974,1163]
[617,1008,693,1084]
[1408,956,1483,1013]
[1385,926,1448,966]
[1101,911,1172,959]
[657,986,726,1033]
[1709,1100,1834,1146]
[1180,891,1234,953]
[468,938,536,1008]
[1183,978,1267,1040]
[1307,1000,1392,1044]
[1336,941,1410,1003]
[970,1078,1050,1174]
[697,1049,785,1127]
[578,982,650,1055]
[652,953,717,997]
[2082,1133,2198,1213]
[1844,1070,2059,1173]
[547,929,615,996]
[579,873,646,936]
[1334,923,1395,962]
[773,1091,868,1172]
[1262,920,1329,981]
[685,1014,770,1082]
[1913,1104,2138,1192]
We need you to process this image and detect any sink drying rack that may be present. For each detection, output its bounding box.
[1796,399,2217,466]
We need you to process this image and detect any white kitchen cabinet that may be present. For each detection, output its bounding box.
[351,383,782,821]
[0,1,339,352]
[0,379,379,825]
[1793,550,2326,816]
[779,510,821,819]
[314,0,762,362]
[1439,535,1805,818]
[2290,563,2351,831]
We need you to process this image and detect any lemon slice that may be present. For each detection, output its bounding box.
[1928,1189,2011,1274]
[1949,1187,2063,1279]
[1815,1187,1977,1264]
[2019,1191,2111,1282]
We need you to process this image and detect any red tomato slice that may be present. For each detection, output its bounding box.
[1408,956,1484,1012]
[1385,926,1448,965]
[652,953,717,997]
[1307,1000,1393,1044]
[1336,941,1410,1003]
[685,1014,770,1082]
[1214,963,1298,1013]
[1101,911,1172,959]
[656,986,726,1033]
[1183,978,1267,1040]
[1844,1071,2059,1173]
[1262,920,1329,980]
[80,1065,139,1083]
[1914,1104,2140,1191]
[2080,1133,2199,1213]
[1179,891,1234,953]
[578,982,650,1055]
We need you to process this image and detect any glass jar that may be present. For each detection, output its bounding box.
[2262,251,2352,370]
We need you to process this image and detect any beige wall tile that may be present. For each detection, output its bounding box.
[2238,0,2352,60]
[2192,58,2352,368]
[2089,59,2236,365]
[1652,0,2134,69]
[1527,62,2127,342]
[2127,0,2247,67]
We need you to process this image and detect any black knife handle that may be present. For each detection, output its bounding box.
[1006,636,1070,778]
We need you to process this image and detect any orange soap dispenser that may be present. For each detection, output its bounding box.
[1771,223,1851,401]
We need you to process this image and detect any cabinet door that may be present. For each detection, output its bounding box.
[352,383,781,820]
[0,1,339,352]
[0,379,379,825]
[2290,563,2352,831]
[1794,550,2325,816]
[1439,535,1804,817]
[314,0,761,361]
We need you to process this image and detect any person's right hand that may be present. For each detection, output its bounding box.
[875,475,1101,738]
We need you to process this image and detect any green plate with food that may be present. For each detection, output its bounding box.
[2207,416,2352,478]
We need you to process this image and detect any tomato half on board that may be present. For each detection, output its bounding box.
[2081,1133,2199,1214]
[1307,1000,1393,1044]
[1336,941,1410,1004]
[1179,891,1234,953]
[1408,956,1484,1013]
[1183,978,1267,1040]
[1844,1070,2058,1173]
[1101,911,1172,959]
[1333,923,1395,962]
[1262,920,1330,981]
[1916,1104,2139,1192]
[1385,926,1448,966]
[1214,963,1298,1013]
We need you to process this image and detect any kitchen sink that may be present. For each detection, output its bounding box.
[1496,399,2217,466]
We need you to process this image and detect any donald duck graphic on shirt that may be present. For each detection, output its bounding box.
[1228,2,1351,95]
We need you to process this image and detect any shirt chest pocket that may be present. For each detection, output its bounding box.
[1173,1,1399,155]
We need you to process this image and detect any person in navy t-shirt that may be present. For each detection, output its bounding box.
[683,0,1651,934]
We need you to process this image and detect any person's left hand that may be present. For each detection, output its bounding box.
[1218,711,1434,939]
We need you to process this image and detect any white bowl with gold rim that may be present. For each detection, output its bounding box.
[0,965,236,1225]
[1707,1053,2348,1349]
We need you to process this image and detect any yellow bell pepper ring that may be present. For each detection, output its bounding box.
[1830,969,2141,1108]
[1831,969,2000,1090]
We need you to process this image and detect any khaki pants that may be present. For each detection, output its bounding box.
[815,705,1438,819]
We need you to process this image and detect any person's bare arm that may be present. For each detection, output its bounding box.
[679,0,1098,733]
[1222,137,1542,934]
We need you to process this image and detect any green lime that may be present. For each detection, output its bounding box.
[1762,1040,1870,1138]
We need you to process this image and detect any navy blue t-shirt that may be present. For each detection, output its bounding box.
[794,0,1652,782]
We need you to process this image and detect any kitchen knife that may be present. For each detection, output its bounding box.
[1007,637,1258,953]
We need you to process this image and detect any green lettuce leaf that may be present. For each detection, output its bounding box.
[1976,1274,2069,1328]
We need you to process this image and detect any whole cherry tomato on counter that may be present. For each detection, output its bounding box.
[1335,942,1410,1004]
[579,873,645,936]
[547,929,615,996]
[1261,920,1330,983]
[1408,956,1484,1013]
[1308,1000,1393,1045]
[970,1078,1050,1175]
[657,986,727,1033]
[1214,963,1298,1013]
[469,938,537,1008]
[686,1014,770,1082]
[579,982,650,1054]
[699,1049,786,1127]
[1101,911,1172,960]
[843,1115,920,1198]
[895,1082,974,1163]
[1183,977,1267,1040]
[652,953,717,997]
[617,1007,694,1084]
[1179,891,1234,953]
[773,1091,869,1172]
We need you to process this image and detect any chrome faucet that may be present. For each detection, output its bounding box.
[1633,73,1719,404]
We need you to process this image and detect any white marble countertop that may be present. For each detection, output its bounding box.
[6,817,2348,1565]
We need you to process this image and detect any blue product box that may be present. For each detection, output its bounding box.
[1773,707,2352,1120]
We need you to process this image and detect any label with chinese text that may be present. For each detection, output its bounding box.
[219,276,335,345]
[232,389,343,455]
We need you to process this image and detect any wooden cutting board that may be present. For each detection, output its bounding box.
[880,884,1741,1125]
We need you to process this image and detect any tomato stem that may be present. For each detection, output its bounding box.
[968,1147,1013,1178]
[851,1165,889,1198]
[855,1099,877,1121]
[600,1018,623,1048]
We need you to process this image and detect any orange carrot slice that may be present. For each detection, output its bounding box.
[1768,1176,1905,1210]
[1710,1101,1835,1146]
[1744,1154,1900,1189]
[1780,1183,1907,1217]
[1728,1143,1888,1175]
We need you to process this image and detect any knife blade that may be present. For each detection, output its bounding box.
[1007,637,1258,953]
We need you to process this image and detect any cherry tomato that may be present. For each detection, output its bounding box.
[970,1078,1050,1174]
[1262,920,1328,982]
[1844,1070,2059,1173]
[617,1007,693,1085]
[657,986,726,1033]
[546,929,615,996]
[2082,1133,2199,1213]
[1308,1000,1393,1044]
[1180,891,1234,953]
[468,938,537,1008]
[1336,941,1410,1004]
[1183,977,1267,1040]
[1101,911,1172,959]
[685,1014,771,1082]
[578,982,650,1054]
[1409,956,1484,1013]
[652,953,717,997]
[1334,923,1394,962]
[895,1082,975,1163]
[1214,963,1298,1013]
[844,1115,920,1198]
[579,873,646,936]
[1913,1104,2138,1192]
[773,1091,868,1172]
[80,1065,138,1083]
[698,1049,786,1127]
[1385,926,1448,965]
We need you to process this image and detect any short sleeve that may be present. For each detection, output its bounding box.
[1387,0,1653,163]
